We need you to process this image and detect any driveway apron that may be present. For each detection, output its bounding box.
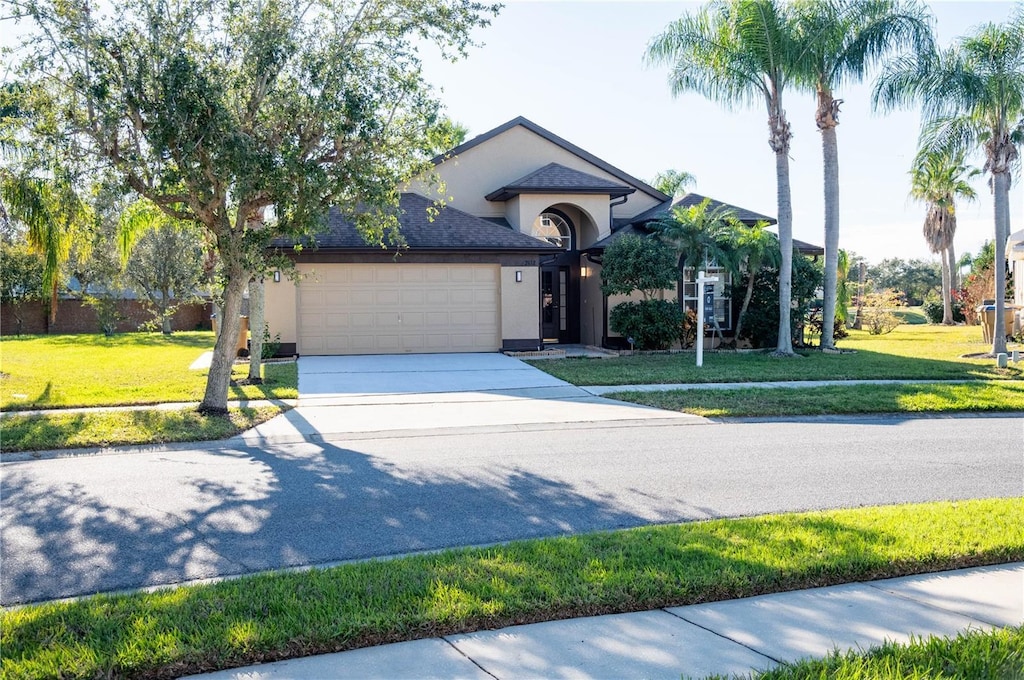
[243,353,703,442]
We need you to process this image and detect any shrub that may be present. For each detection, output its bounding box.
[737,252,823,349]
[922,294,965,324]
[600,234,679,298]
[609,298,683,350]
[861,289,902,335]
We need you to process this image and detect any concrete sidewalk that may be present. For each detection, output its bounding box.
[190,562,1022,679]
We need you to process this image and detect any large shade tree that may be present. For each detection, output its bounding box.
[790,0,932,350]
[909,149,977,325]
[10,0,498,412]
[874,8,1024,355]
[648,0,800,356]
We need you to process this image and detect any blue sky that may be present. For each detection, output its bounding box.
[420,1,1023,265]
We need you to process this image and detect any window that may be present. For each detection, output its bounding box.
[530,213,572,250]
[682,266,733,330]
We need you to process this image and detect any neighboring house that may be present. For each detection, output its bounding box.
[266,116,820,356]
[1010,228,1024,334]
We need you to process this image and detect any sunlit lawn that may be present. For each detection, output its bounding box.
[1,498,1020,679]
[0,405,286,453]
[531,325,1023,386]
[0,332,297,410]
[611,381,1024,417]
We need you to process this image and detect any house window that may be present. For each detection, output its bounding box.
[682,266,733,330]
[530,213,572,250]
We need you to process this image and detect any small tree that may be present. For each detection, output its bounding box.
[861,289,903,334]
[124,222,205,334]
[0,229,44,335]
[601,234,682,350]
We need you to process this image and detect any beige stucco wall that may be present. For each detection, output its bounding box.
[515,194,610,246]
[501,266,539,341]
[579,259,603,346]
[264,271,298,345]
[410,125,662,221]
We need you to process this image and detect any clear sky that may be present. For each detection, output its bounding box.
[419,0,1023,266]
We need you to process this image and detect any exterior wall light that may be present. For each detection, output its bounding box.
[581,265,589,278]
[515,270,522,283]
[273,271,281,283]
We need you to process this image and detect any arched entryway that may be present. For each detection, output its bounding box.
[529,209,579,343]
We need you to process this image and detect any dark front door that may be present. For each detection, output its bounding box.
[541,265,569,342]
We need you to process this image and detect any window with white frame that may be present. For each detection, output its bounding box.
[681,266,733,330]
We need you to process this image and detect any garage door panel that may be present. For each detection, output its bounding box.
[298,264,500,355]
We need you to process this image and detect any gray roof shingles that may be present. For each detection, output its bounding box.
[272,193,558,252]
[485,163,635,201]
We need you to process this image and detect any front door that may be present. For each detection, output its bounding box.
[541,265,569,342]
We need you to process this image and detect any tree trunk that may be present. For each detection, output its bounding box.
[774,146,795,356]
[211,300,222,338]
[992,170,1010,356]
[733,268,756,345]
[940,247,953,325]
[200,266,246,414]
[947,241,958,291]
[819,108,840,350]
[248,276,265,383]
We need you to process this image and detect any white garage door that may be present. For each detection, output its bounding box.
[298,264,501,355]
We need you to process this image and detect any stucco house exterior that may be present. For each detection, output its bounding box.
[1010,228,1024,333]
[265,116,817,356]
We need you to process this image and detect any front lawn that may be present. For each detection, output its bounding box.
[1,498,1020,679]
[732,626,1024,680]
[0,332,297,410]
[0,405,287,453]
[610,381,1024,417]
[532,326,1022,386]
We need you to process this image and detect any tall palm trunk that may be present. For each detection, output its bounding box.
[939,246,953,325]
[992,170,1010,355]
[772,118,795,356]
[818,91,841,349]
[947,241,958,291]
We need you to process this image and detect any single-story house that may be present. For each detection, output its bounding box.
[1010,228,1024,333]
[266,116,819,356]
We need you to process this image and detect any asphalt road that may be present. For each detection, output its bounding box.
[2,414,1022,605]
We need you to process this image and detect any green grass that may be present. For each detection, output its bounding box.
[609,382,1024,417]
[2,498,1021,679]
[892,306,929,325]
[0,332,297,410]
[531,326,1022,386]
[729,626,1024,680]
[0,405,287,453]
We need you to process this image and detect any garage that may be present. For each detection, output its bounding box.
[297,263,501,355]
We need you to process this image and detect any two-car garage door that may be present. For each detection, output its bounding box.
[297,264,500,355]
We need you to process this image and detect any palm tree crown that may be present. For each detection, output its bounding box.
[874,7,1024,354]
[647,0,800,356]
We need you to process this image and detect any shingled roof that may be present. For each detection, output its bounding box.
[627,192,777,227]
[485,163,635,202]
[273,193,559,252]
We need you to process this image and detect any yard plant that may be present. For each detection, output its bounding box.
[1,498,1020,679]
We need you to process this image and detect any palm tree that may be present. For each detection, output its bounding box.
[731,220,780,344]
[909,149,977,324]
[650,169,698,198]
[651,198,741,346]
[790,0,933,350]
[874,9,1024,355]
[647,0,801,356]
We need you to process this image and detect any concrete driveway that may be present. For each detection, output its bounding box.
[243,353,703,443]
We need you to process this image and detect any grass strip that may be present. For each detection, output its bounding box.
[724,625,1024,680]
[529,326,1022,386]
[608,382,1024,418]
[2,498,1021,679]
[0,332,298,410]
[0,405,286,453]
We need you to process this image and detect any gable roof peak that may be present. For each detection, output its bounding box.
[433,116,670,204]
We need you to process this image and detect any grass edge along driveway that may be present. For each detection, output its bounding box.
[1,497,1021,679]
